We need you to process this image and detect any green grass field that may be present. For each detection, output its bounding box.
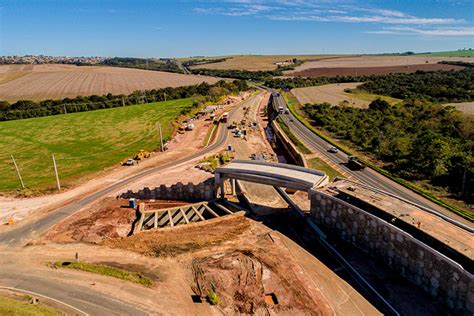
[54,261,154,286]
[348,89,402,106]
[417,50,474,57]
[0,98,198,192]
[0,295,60,316]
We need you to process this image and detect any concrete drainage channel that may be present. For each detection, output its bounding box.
[134,199,242,233]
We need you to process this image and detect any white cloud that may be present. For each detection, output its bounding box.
[192,0,472,37]
[367,26,474,36]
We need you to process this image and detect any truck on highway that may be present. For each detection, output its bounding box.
[221,112,229,123]
[347,156,366,170]
[278,106,284,114]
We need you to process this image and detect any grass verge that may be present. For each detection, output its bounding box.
[276,117,311,154]
[0,295,60,316]
[53,261,154,286]
[307,157,343,181]
[283,91,474,222]
[203,122,219,147]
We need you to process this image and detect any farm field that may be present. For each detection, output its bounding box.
[0,98,197,192]
[289,55,474,71]
[188,54,346,71]
[445,102,474,115]
[417,50,474,57]
[285,55,472,77]
[0,64,220,102]
[289,63,465,77]
[291,83,401,108]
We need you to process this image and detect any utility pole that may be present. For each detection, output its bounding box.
[157,123,164,151]
[52,154,61,190]
[63,105,67,114]
[122,97,125,107]
[11,155,25,189]
[164,92,167,102]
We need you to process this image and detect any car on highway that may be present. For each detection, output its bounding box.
[328,146,338,153]
[284,109,289,114]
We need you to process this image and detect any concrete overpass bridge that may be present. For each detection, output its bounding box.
[215,160,328,200]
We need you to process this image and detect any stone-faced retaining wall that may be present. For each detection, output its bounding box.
[271,120,307,168]
[119,179,215,202]
[309,189,474,315]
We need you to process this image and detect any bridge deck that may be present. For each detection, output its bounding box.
[216,160,328,190]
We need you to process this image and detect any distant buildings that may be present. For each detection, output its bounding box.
[0,55,106,65]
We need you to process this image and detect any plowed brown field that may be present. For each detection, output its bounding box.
[0,64,220,102]
[285,55,472,77]
[289,55,473,71]
[188,55,345,71]
[290,63,464,77]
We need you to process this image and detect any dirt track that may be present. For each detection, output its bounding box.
[0,64,220,102]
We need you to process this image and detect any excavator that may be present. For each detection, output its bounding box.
[134,149,151,160]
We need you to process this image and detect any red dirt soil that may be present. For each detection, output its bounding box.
[45,198,190,244]
[291,63,465,77]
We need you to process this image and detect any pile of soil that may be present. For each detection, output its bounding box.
[192,249,330,315]
[104,213,251,257]
[192,251,266,314]
[46,198,190,244]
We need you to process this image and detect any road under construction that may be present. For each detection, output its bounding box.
[0,88,472,315]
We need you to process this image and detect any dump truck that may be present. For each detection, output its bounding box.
[347,156,366,170]
[221,112,229,123]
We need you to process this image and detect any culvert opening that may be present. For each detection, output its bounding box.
[265,293,279,305]
[61,261,72,266]
[191,295,203,303]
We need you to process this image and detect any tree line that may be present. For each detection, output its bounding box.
[190,59,304,81]
[304,99,473,205]
[100,57,182,73]
[0,80,249,121]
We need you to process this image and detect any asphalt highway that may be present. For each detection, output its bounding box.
[271,90,471,225]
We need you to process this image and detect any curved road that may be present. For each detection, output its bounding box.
[0,94,250,246]
[271,90,471,226]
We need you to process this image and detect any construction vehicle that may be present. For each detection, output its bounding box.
[347,156,366,170]
[228,121,237,129]
[134,150,151,160]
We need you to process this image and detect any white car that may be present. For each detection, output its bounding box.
[123,158,135,166]
[328,147,338,153]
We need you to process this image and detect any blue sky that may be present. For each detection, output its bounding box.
[1,0,473,57]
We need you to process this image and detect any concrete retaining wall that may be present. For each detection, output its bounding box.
[309,189,474,315]
[271,120,307,167]
[119,179,215,202]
